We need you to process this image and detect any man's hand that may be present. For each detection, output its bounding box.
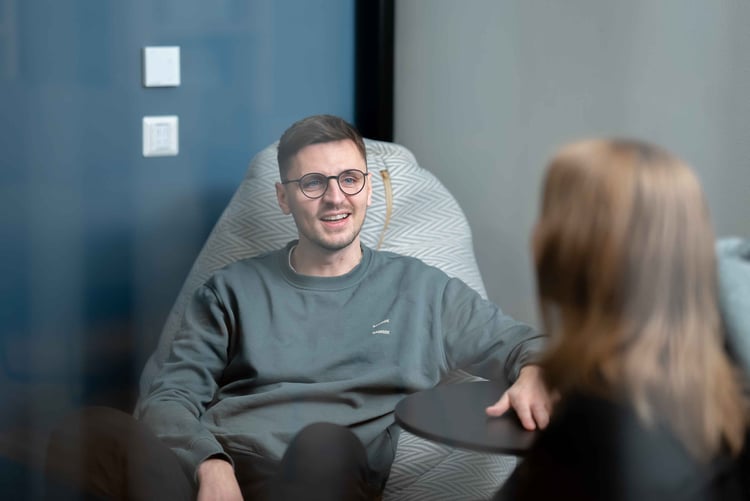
[485,365,552,430]
[197,458,243,501]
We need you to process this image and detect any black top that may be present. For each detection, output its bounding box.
[494,393,750,501]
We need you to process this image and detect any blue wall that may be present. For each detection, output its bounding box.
[0,0,355,434]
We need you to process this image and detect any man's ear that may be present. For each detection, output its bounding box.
[366,176,373,207]
[276,182,291,214]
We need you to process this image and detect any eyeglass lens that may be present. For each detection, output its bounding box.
[299,170,366,198]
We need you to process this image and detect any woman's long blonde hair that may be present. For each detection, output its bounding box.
[534,138,746,460]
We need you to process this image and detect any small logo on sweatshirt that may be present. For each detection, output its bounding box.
[372,319,390,335]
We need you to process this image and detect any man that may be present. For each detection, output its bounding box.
[48,115,550,501]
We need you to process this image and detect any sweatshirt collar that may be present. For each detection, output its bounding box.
[279,240,372,291]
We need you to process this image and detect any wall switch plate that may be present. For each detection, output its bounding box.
[143,115,179,157]
[142,46,181,87]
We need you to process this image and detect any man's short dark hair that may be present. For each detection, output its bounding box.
[277,114,366,180]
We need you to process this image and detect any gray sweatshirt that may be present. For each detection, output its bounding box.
[139,242,544,477]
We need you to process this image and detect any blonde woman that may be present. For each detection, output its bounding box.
[495,139,749,500]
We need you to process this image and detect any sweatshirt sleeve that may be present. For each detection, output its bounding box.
[138,283,235,478]
[440,277,546,383]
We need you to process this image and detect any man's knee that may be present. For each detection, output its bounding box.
[47,407,133,465]
[285,423,366,465]
[291,422,361,450]
[274,423,377,500]
[45,406,194,499]
[45,406,137,496]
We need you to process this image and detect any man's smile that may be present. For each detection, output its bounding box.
[320,212,351,223]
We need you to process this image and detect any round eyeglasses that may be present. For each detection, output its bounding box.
[281,169,369,200]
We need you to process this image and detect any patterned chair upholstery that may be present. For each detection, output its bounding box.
[137,139,517,500]
[717,237,750,382]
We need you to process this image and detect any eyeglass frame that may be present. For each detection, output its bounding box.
[281,169,370,200]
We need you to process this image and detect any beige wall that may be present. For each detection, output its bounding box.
[394,0,750,326]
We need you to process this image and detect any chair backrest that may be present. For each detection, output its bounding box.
[136,139,487,407]
[717,237,750,380]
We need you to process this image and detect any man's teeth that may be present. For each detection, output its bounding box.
[322,214,348,221]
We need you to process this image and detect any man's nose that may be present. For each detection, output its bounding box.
[322,177,346,202]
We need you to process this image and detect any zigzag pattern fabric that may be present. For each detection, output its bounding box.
[138,139,515,500]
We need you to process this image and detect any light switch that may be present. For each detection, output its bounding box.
[143,116,179,157]
[142,46,181,87]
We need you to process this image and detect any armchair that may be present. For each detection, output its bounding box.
[717,237,750,381]
[137,139,517,500]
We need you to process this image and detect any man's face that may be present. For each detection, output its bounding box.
[276,139,372,254]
